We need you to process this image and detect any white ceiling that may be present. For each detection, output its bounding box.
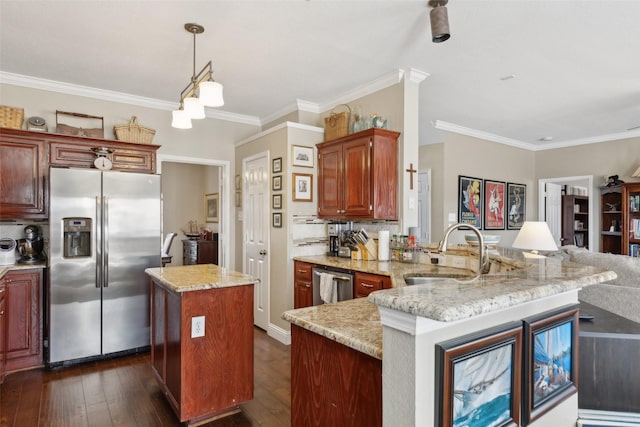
[1,0,640,149]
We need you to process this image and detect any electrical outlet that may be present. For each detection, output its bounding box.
[191,316,205,338]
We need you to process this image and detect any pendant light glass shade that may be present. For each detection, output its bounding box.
[183,96,205,119]
[199,80,224,107]
[171,109,192,129]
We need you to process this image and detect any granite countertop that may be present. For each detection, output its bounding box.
[0,261,47,279]
[145,264,259,293]
[284,250,617,356]
[282,298,382,360]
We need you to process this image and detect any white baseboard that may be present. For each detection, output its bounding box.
[267,323,291,345]
[578,409,640,426]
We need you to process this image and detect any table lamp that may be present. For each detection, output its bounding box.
[512,221,558,258]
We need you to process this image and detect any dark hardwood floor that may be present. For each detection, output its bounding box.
[0,328,291,427]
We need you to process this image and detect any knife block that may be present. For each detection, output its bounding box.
[352,239,378,260]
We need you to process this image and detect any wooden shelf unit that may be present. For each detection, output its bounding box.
[562,195,589,248]
[622,182,640,256]
[600,185,623,254]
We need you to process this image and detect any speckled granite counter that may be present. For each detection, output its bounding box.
[282,298,382,359]
[284,250,616,356]
[0,261,47,279]
[144,264,258,293]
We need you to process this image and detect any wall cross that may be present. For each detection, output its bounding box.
[406,163,417,190]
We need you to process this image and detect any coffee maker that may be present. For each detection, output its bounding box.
[327,222,351,256]
[17,224,46,264]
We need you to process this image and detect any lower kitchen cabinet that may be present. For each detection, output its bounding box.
[183,238,218,265]
[0,269,43,377]
[291,324,382,427]
[149,278,254,424]
[354,271,392,298]
[293,261,313,309]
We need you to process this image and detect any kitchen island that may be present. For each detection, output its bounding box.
[283,249,617,427]
[145,264,258,426]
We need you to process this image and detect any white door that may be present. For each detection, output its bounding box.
[243,153,270,330]
[418,172,431,243]
[545,182,563,246]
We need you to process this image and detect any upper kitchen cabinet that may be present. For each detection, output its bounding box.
[317,128,399,220]
[0,129,48,219]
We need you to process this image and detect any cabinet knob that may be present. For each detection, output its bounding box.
[0,288,5,293]
[0,310,4,316]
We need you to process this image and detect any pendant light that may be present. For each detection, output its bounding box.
[428,0,451,43]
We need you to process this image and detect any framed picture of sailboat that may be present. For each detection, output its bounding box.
[435,322,523,427]
[522,304,579,425]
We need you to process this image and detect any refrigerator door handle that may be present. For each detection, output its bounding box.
[96,196,102,288]
[104,195,109,288]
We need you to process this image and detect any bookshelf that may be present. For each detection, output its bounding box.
[562,195,589,248]
[623,183,640,257]
[601,185,622,254]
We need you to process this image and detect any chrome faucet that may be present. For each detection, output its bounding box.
[437,223,491,274]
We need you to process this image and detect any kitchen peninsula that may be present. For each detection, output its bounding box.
[145,264,258,425]
[283,249,617,427]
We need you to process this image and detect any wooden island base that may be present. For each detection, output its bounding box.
[186,407,241,427]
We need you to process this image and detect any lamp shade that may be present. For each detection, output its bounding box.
[183,96,205,119]
[199,80,224,107]
[633,165,640,178]
[512,221,558,252]
[171,109,192,129]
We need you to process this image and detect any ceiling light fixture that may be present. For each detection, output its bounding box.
[428,0,450,43]
[171,23,224,129]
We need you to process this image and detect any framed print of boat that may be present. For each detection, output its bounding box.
[435,322,522,427]
[522,304,579,425]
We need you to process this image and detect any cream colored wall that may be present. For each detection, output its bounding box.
[161,163,218,265]
[422,134,535,246]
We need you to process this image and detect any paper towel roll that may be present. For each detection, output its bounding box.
[378,230,390,261]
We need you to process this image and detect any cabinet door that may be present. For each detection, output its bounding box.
[0,135,48,219]
[294,261,314,308]
[354,272,390,298]
[317,144,343,217]
[4,269,43,372]
[0,283,5,377]
[342,138,372,217]
[150,282,166,382]
[197,241,218,265]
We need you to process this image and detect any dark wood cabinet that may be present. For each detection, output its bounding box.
[293,261,313,309]
[317,128,399,220]
[1,269,43,374]
[182,237,218,265]
[149,278,254,424]
[0,131,48,219]
[0,280,5,381]
[601,185,623,254]
[291,324,382,427]
[562,195,589,248]
[354,271,391,298]
[622,182,640,256]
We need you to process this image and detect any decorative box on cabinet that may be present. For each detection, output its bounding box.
[1,269,43,375]
[0,129,48,219]
[294,261,313,309]
[562,195,589,248]
[317,128,399,220]
[183,236,218,265]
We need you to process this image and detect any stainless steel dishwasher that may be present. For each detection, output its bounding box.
[311,266,354,305]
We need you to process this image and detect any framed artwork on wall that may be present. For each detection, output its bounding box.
[507,183,526,230]
[291,145,314,168]
[204,193,219,223]
[272,157,282,173]
[522,305,579,426]
[272,175,282,191]
[272,194,282,210]
[484,180,506,230]
[235,174,241,191]
[435,322,522,427]
[292,173,313,202]
[272,212,282,228]
[458,176,483,229]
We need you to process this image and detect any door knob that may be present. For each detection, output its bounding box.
[259,250,267,256]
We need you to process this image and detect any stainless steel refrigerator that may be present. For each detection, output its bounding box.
[48,167,161,365]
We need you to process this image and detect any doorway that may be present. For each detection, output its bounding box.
[538,175,595,251]
[158,154,231,268]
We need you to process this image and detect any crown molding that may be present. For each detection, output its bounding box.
[0,71,261,126]
[407,68,430,84]
[535,129,640,151]
[434,120,537,150]
[235,121,323,147]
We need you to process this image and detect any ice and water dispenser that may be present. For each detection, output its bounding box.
[63,218,92,258]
